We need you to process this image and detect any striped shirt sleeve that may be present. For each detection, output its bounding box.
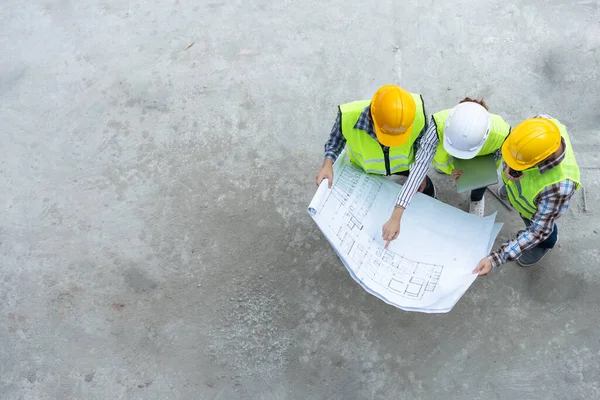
[324,110,346,161]
[488,179,577,267]
[493,148,502,163]
[395,118,439,208]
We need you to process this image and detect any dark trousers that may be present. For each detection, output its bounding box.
[395,171,436,198]
[470,186,487,202]
[521,216,558,249]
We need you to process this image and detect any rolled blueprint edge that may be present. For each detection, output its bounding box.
[307,179,330,216]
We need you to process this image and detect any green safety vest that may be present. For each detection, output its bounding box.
[431,109,511,174]
[339,94,426,175]
[502,119,581,219]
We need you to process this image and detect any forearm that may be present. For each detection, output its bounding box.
[489,201,565,268]
[321,158,333,168]
[488,223,554,268]
[489,181,576,268]
[395,121,437,208]
[493,148,502,163]
[325,143,344,161]
[324,111,345,161]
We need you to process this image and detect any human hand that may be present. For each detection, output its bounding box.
[504,166,524,182]
[417,177,427,192]
[473,257,493,276]
[316,159,334,188]
[452,169,463,182]
[382,207,404,249]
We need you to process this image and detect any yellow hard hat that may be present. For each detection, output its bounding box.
[502,118,562,170]
[370,85,416,147]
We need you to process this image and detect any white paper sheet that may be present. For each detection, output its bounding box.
[308,154,501,313]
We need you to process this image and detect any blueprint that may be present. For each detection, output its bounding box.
[308,153,502,313]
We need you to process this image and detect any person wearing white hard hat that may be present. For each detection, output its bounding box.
[382,98,511,248]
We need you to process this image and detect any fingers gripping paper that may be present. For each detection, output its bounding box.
[308,154,502,313]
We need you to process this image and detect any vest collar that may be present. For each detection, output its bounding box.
[353,105,378,141]
[537,138,566,174]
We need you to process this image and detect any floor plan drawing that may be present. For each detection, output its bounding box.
[307,154,501,313]
[316,163,383,250]
[352,245,443,301]
[331,163,361,206]
[320,163,445,301]
[335,231,444,301]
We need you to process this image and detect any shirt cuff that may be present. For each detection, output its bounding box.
[488,252,503,269]
[395,189,412,209]
[324,152,338,162]
[395,198,409,209]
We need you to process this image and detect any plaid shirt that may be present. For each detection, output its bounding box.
[324,105,377,161]
[488,137,577,268]
[325,103,428,162]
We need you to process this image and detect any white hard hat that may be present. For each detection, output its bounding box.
[443,102,492,160]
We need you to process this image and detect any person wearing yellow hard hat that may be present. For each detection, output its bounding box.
[316,84,435,205]
[381,98,511,248]
[473,115,581,275]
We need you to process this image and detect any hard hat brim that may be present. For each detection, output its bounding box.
[501,121,562,171]
[501,139,528,171]
[443,134,482,160]
[374,124,412,147]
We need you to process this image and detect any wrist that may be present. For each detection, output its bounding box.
[488,253,501,269]
[323,158,334,167]
[391,206,404,219]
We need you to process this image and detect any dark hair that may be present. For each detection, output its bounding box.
[459,97,488,111]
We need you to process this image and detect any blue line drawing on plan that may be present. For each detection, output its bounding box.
[387,257,443,300]
[324,160,444,300]
[348,175,380,224]
[351,245,444,300]
[329,168,382,256]
[331,164,361,205]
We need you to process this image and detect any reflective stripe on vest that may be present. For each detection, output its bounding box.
[431,110,511,174]
[339,94,426,175]
[504,180,537,216]
[502,118,581,219]
[347,146,387,174]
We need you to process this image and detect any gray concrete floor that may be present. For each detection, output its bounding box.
[1,1,600,399]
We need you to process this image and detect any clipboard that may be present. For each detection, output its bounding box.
[454,154,499,193]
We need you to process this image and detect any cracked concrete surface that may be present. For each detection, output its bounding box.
[1,1,600,399]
